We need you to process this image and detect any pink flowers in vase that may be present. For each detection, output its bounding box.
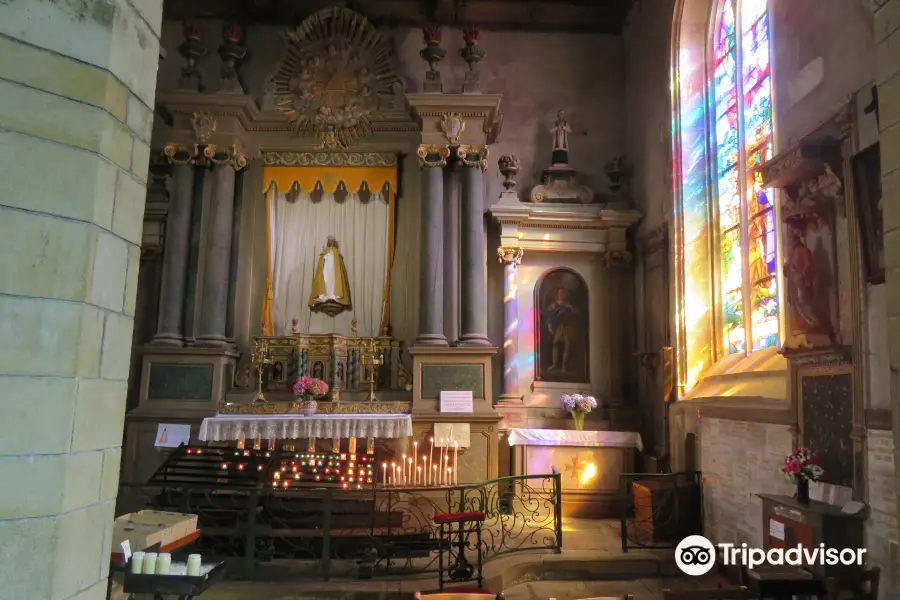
[560,393,597,431]
[290,376,329,400]
[781,447,824,481]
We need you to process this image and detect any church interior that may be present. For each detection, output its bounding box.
[1,0,899,598]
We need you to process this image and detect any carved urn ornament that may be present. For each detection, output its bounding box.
[498,155,521,191]
[459,25,486,93]
[605,156,625,192]
[177,23,207,91]
[218,23,248,94]
[272,7,401,149]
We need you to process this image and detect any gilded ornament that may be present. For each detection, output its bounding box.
[417,144,450,168]
[457,144,489,172]
[191,111,216,143]
[272,7,401,149]
[497,246,524,265]
[163,143,199,165]
[439,113,465,144]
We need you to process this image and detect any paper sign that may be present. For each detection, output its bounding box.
[434,423,471,448]
[155,424,191,448]
[120,540,132,563]
[769,519,785,541]
[440,390,473,413]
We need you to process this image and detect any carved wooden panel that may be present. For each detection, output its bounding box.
[800,371,854,488]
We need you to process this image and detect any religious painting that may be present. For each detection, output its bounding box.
[852,143,883,284]
[535,268,589,383]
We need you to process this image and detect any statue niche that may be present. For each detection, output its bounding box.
[535,268,589,384]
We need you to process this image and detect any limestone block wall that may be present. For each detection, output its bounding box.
[0,1,163,599]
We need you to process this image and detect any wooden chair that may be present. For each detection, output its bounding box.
[662,587,757,600]
[824,567,880,600]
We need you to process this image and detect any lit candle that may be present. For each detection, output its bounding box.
[401,454,407,485]
[447,467,452,487]
[408,457,413,486]
[413,441,418,484]
[417,465,422,486]
[433,464,438,485]
[444,455,450,485]
[382,462,387,487]
[422,456,428,487]
[391,462,396,487]
[429,437,435,486]
[453,441,459,486]
[438,439,446,485]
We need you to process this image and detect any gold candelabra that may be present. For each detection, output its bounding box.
[251,338,273,403]
[361,340,383,402]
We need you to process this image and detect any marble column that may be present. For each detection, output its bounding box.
[443,163,460,344]
[458,146,491,346]
[196,162,238,346]
[151,164,195,346]
[415,144,450,346]
[498,249,523,401]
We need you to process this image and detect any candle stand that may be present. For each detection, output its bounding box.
[250,338,272,403]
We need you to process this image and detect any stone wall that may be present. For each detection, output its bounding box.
[624,0,898,585]
[0,1,163,598]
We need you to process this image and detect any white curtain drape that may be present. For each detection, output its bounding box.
[268,187,389,337]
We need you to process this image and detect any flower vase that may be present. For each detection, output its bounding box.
[796,477,810,505]
[298,397,318,416]
[571,411,585,430]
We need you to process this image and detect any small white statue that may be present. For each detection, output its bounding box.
[550,110,572,165]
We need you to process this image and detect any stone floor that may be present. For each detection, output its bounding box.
[172,519,721,600]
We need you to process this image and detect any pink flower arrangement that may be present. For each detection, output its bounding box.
[781,447,824,481]
[291,376,329,399]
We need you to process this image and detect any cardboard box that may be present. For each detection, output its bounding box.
[112,510,198,552]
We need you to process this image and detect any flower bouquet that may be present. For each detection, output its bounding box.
[290,376,329,416]
[781,447,823,504]
[561,393,597,430]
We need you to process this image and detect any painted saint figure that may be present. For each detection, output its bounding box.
[309,236,352,316]
[550,110,572,165]
[783,226,831,345]
[544,287,578,372]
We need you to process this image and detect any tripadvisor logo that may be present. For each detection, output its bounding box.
[675,535,867,576]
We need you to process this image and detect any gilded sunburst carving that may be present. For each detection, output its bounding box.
[272,7,400,149]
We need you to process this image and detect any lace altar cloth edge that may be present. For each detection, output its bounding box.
[507,428,643,451]
[199,413,413,441]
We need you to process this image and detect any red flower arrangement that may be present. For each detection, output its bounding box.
[781,447,824,481]
[290,376,329,399]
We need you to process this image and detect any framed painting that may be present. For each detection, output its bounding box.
[852,143,883,284]
[534,268,589,383]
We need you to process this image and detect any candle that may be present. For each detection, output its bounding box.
[417,465,422,485]
[156,553,172,575]
[429,437,435,486]
[433,464,438,485]
[444,455,450,485]
[447,467,452,487]
[131,552,145,574]
[408,457,413,486]
[413,441,418,484]
[186,554,202,577]
[453,441,459,486]
[391,462,396,487]
[382,462,387,487]
[142,552,158,575]
[401,454,407,485]
[422,456,428,487]
[438,439,446,485]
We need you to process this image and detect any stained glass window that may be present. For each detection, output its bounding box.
[711,0,778,354]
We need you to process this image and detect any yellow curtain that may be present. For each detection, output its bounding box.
[261,166,398,336]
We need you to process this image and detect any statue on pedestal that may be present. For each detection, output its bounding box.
[309,236,352,317]
[528,109,593,204]
[550,110,572,166]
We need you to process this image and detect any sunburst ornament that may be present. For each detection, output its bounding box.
[273,7,400,149]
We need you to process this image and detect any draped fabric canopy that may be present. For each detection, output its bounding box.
[261,166,396,337]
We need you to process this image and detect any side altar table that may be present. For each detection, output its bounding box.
[199,413,413,442]
[508,429,643,518]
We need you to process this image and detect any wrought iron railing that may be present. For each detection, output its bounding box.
[118,472,561,580]
[617,471,702,552]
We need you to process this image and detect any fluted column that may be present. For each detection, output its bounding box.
[458,145,491,346]
[151,163,195,346]
[443,162,461,343]
[498,247,524,400]
[415,144,450,346]
[197,150,245,346]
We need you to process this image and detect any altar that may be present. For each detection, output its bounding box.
[199,412,413,443]
[508,428,643,518]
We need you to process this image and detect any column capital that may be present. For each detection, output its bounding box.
[163,143,248,171]
[417,144,451,168]
[457,144,489,172]
[497,245,524,265]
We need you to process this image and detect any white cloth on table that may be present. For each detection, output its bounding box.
[507,428,643,451]
[199,413,412,441]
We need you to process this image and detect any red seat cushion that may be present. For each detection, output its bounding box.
[433,511,487,524]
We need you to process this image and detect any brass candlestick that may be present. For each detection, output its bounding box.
[361,340,383,402]
[251,338,273,403]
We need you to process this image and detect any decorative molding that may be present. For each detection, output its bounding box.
[263,152,398,167]
[439,114,465,144]
[417,144,450,168]
[164,142,248,170]
[457,144,489,172]
[497,246,524,265]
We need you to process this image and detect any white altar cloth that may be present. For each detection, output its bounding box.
[199,413,412,442]
[507,428,643,451]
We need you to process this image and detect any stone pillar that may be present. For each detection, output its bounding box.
[498,248,524,401]
[415,144,450,346]
[196,156,243,346]
[151,164,195,345]
[443,163,461,343]
[0,1,163,598]
[458,145,491,346]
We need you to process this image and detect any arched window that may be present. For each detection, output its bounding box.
[672,0,779,391]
